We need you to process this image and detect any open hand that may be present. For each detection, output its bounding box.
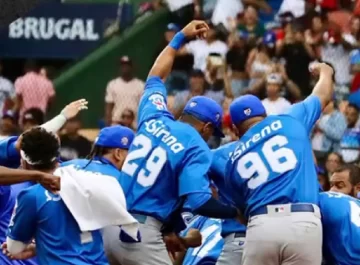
[181,20,209,39]
[60,99,88,120]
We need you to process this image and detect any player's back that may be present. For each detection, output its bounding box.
[319,192,360,265]
[14,185,108,265]
[122,114,211,222]
[227,112,319,217]
[181,216,223,265]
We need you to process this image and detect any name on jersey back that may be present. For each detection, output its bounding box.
[145,119,185,154]
[231,120,282,163]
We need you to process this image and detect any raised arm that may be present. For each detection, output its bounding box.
[309,62,335,110]
[148,20,209,82]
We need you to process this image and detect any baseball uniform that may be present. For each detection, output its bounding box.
[226,95,323,265]
[115,76,224,265]
[319,191,360,265]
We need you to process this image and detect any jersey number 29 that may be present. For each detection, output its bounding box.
[122,134,167,187]
[237,135,297,189]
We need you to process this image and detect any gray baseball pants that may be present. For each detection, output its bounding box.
[216,233,245,265]
[242,204,322,265]
[102,215,172,265]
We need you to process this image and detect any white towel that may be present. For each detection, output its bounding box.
[57,165,139,240]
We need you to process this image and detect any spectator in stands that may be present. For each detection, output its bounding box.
[14,60,55,119]
[246,32,276,87]
[104,56,144,128]
[343,16,360,48]
[59,117,92,161]
[0,61,15,114]
[173,69,210,117]
[238,5,266,44]
[325,152,344,178]
[248,64,301,102]
[0,110,18,140]
[261,73,292,115]
[277,23,315,96]
[321,29,352,94]
[21,108,44,132]
[305,13,326,56]
[339,103,360,163]
[178,23,228,72]
[118,108,136,131]
[226,30,250,97]
[312,96,347,164]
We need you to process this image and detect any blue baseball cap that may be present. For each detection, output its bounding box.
[95,125,135,149]
[230,95,266,125]
[183,96,224,138]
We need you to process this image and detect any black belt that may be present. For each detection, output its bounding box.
[250,204,315,218]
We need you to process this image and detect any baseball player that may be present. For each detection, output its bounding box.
[209,142,246,265]
[225,62,335,265]
[319,164,360,265]
[110,20,240,265]
[3,125,135,265]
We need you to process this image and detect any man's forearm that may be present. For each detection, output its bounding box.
[0,166,39,185]
[149,32,186,81]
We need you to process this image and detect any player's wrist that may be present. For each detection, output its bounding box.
[169,32,186,51]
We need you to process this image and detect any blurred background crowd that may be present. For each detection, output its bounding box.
[0,0,360,186]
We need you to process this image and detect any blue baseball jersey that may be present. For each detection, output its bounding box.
[7,161,111,265]
[210,143,246,237]
[319,192,360,265]
[226,95,322,217]
[120,76,212,222]
[181,216,223,265]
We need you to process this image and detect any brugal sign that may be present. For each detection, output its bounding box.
[0,1,118,58]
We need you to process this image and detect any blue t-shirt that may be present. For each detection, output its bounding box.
[181,215,223,265]
[209,142,246,237]
[319,192,360,265]
[226,95,322,217]
[7,162,110,265]
[120,76,212,222]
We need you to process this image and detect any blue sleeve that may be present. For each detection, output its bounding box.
[0,136,20,168]
[186,192,212,211]
[284,95,322,134]
[137,76,174,126]
[7,188,37,243]
[178,144,212,197]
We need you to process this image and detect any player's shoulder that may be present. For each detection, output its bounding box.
[319,191,357,207]
[16,184,42,203]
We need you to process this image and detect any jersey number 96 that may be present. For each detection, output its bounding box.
[122,134,167,187]
[237,135,298,189]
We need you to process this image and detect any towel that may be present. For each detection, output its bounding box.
[57,165,139,240]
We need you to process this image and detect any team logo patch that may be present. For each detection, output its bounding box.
[244,108,251,116]
[149,94,167,110]
[121,137,129,146]
[189,101,197,108]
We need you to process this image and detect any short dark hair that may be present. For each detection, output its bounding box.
[20,127,59,170]
[335,164,360,186]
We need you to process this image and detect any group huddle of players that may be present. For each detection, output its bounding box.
[0,20,359,265]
